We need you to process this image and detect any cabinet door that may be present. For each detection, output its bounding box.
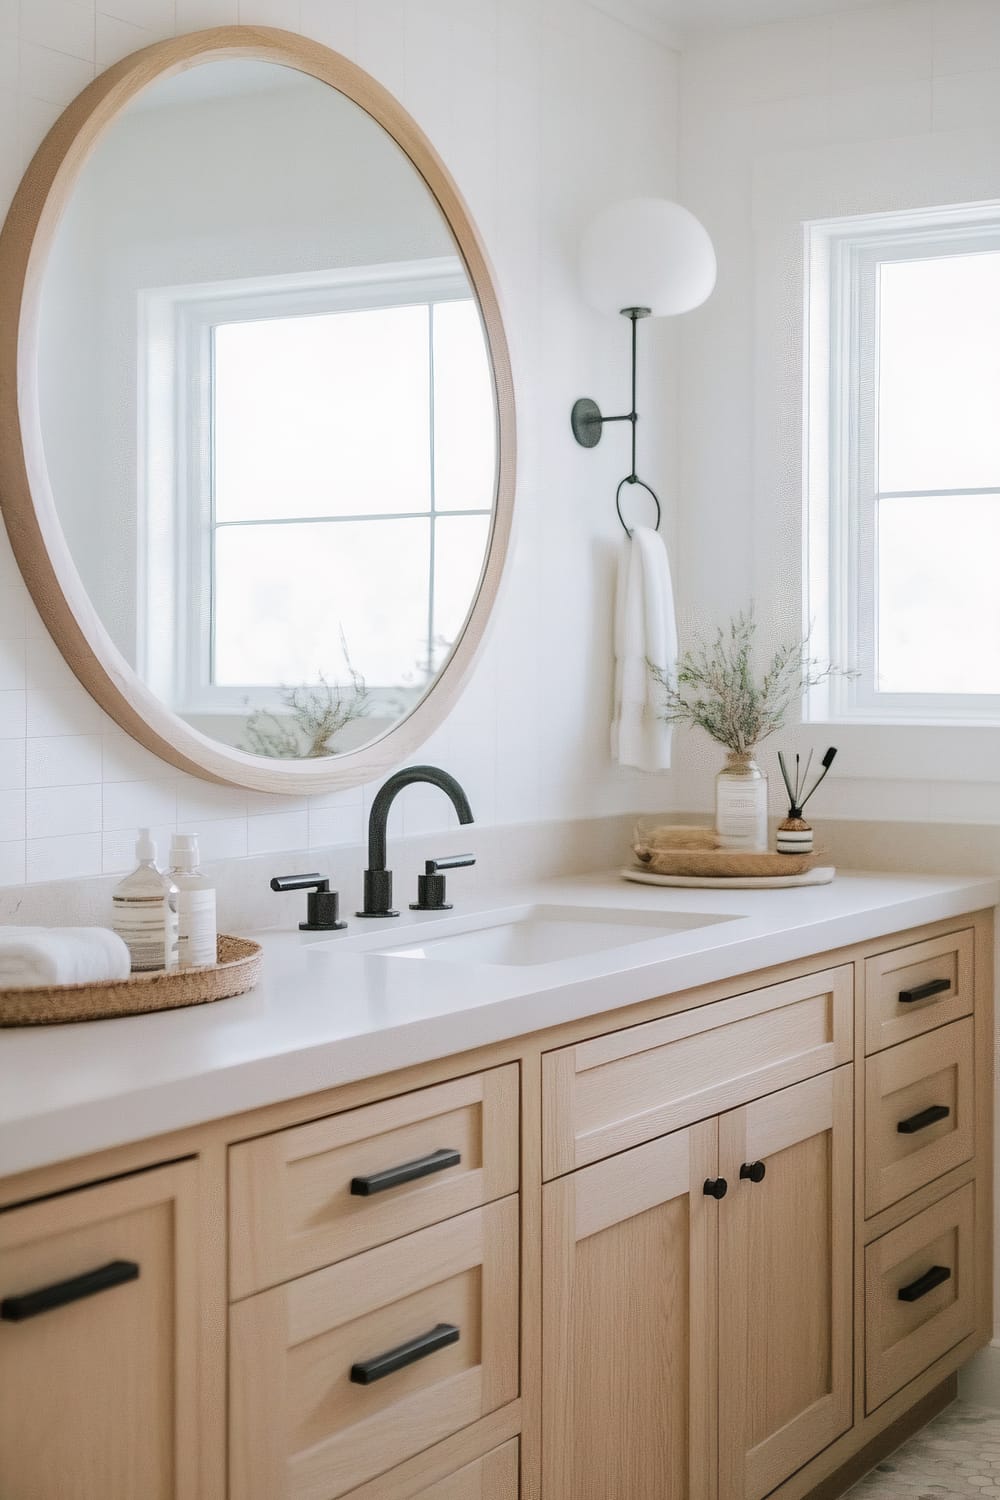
[542,1120,717,1500]
[0,1160,202,1500]
[719,1066,853,1500]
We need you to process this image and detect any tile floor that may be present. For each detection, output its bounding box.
[841,1400,1000,1496]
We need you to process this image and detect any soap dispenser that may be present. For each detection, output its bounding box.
[112,828,179,973]
[168,833,218,968]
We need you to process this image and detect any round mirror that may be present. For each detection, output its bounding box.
[0,30,514,792]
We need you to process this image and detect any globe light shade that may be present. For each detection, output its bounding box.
[578,197,717,318]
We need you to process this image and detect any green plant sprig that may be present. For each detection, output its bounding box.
[647,609,855,755]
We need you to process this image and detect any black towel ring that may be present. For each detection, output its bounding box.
[616,475,662,536]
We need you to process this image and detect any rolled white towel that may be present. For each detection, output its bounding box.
[0,927,131,989]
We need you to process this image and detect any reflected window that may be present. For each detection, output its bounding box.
[141,258,495,743]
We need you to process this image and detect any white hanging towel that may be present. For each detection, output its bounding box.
[611,524,678,772]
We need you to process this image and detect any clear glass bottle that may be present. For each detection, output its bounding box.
[111,828,179,973]
[168,833,217,969]
[715,750,768,852]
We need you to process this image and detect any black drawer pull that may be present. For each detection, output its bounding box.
[897,1104,951,1135]
[740,1161,766,1183]
[703,1177,728,1199]
[898,978,951,1005]
[0,1259,139,1322]
[350,1322,459,1384]
[898,1264,951,1303]
[350,1147,461,1197]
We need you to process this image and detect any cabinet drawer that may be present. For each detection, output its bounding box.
[230,1198,519,1500]
[230,1066,519,1298]
[865,1019,974,1217]
[865,929,973,1055]
[409,1441,518,1500]
[543,966,852,1176]
[865,1182,976,1413]
[0,1160,201,1500]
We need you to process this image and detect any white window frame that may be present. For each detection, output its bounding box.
[804,201,1000,725]
[139,256,485,717]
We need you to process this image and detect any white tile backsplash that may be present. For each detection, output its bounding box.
[19,39,93,103]
[25,686,108,737]
[0,839,24,884]
[26,830,102,881]
[247,809,310,855]
[0,638,26,691]
[95,12,158,66]
[21,0,96,61]
[0,691,27,739]
[102,778,178,831]
[26,783,100,838]
[26,734,102,787]
[0,740,25,790]
[98,0,175,29]
[0,788,25,841]
[308,803,365,849]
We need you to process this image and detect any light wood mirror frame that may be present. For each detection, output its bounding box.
[0,26,515,794]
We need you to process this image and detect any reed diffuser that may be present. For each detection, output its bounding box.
[776,747,837,854]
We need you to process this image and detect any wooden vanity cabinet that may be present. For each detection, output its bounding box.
[718,1067,854,1500]
[0,910,992,1500]
[542,1067,855,1500]
[0,1160,204,1500]
[541,1120,718,1500]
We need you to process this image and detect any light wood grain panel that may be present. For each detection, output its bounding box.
[719,1067,854,1500]
[0,1160,203,1500]
[408,1440,518,1500]
[335,1412,520,1500]
[865,929,973,1054]
[865,1182,976,1413]
[543,966,852,1176]
[230,1065,518,1298]
[0,26,516,796]
[865,1019,974,1217]
[230,1197,518,1500]
[542,1119,717,1500]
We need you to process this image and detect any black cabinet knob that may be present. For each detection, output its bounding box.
[740,1161,766,1183]
[703,1177,728,1199]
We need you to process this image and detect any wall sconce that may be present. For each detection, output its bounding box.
[571,197,717,532]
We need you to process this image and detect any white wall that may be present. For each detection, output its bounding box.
[674,0,1000,835]
[0,0,680,887]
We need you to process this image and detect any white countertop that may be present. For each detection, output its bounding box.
[1,869,996,1179]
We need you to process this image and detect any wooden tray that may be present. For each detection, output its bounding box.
[622,866,836,890]
[0,935,262,1026]
[633,846,821,878]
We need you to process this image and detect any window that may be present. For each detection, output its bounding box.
[139,259,494,720]
[805,204,1000,722]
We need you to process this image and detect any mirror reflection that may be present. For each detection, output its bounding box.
[37,59,497,758]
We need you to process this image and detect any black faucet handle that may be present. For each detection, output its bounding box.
[270,873,347,932]
[410,854,475,912]
[270,873,327,893]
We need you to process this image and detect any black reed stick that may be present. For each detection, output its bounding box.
[798,747,838,813]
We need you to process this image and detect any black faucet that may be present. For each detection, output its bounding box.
[358,765,474,918]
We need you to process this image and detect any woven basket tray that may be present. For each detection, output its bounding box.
[0,934,262,1027]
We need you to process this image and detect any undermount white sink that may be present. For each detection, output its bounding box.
[318,903,737,968]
